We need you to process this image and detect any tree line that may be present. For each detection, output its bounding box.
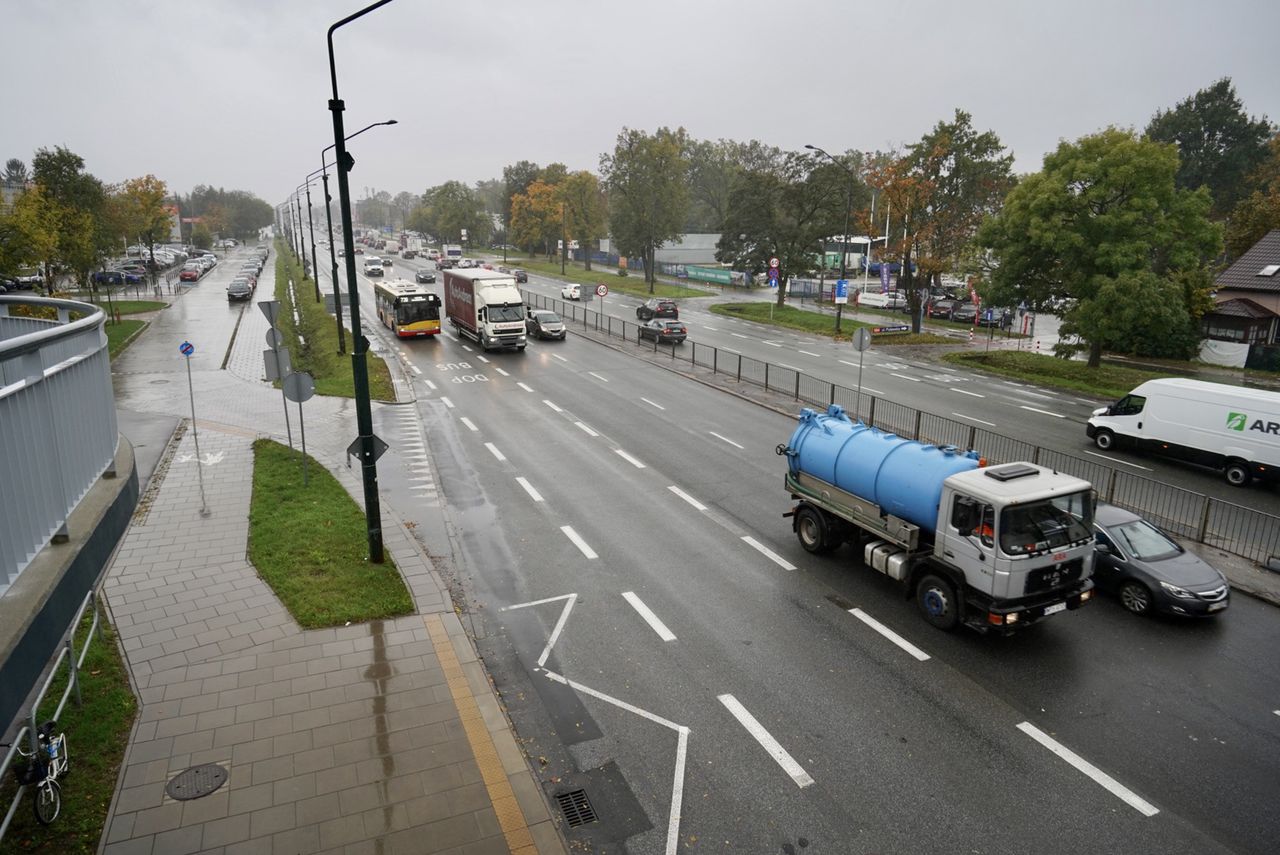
[1,147,273,291]
[380,77,1275,366]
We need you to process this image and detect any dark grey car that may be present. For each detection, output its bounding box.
[1092,503,1229,617]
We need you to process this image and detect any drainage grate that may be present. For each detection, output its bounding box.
[555,789,598,827]
[165,763,229,801]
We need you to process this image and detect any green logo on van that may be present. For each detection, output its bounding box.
[1226,412,1247,431]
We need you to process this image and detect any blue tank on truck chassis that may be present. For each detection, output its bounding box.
[778,405,1096,633]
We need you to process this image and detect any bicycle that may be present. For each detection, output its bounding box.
[3,721,70,824]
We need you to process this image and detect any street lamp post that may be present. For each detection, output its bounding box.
[327,0,395,563]
[321,119,398,355]
[294,190,309,283]
[805,144,855,335]
[299,182,321,301]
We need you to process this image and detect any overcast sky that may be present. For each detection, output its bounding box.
[4,0,1277,208]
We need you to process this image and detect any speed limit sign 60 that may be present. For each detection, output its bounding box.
[595,283,609,297]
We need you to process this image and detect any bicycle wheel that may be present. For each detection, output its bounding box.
[33,779,61,825]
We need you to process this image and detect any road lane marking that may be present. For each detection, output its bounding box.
[588,371,609,382]
[717,694,814,788]
[1019,405,1065,419]
[615,449,646,468]
[709,431,744,449]
[516,381,534,392]
[1016,722,1159,816]
[424,379,437,390]
[476,354,490,364]
[641,397,666,411]
[543,399,563,413]
[461,344,473,352]
[1082,451,1152,471]
[890,373,921,382]
[494,366,510,377]
[798,349,821,357]
[575,421,599,437]
[441,397,455,409]
[1013,388,1054,399]
[460,417,478,432]
[501,593,577,667]
[485,442,506,461]
[515,477,544,502]
[723,347,741,354]
[561,525,598,559]
[779,363,798,370]
[622,591,676,641]
[849,609,930,661]
[951,412,997,427]
[742,536,795,571]
[553,353,569,362]
[951,388,984,398]
[762,340,783,347]
[703,325,719,331]
[732,332,749,339]
[667,485,707,510]
[411,365,422,375]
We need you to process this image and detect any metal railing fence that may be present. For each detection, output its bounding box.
[524,290,1280,566]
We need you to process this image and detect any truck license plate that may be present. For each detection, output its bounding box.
[1044,602,1066,616]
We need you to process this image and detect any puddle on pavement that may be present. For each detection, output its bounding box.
[363,619,396,853]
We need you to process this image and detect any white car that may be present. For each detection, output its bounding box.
[561,283,582,300]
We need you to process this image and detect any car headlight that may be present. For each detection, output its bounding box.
[1159,580,1196,599]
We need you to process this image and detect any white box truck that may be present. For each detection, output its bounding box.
[443,268,526,351]
[1087,377,1280,486]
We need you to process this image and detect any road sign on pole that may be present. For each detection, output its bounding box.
[258,300,282,327]
[835,279,849,305]
[595,283,609,297]
[851,328,872,423]
[769,256,780,269]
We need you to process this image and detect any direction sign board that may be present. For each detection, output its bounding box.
[835,279,849,305]
[258,300,282,327]
[595,283,609,297]
[282,371,316,403]
[179,341,194,357]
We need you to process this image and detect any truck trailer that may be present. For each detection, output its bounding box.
[443,268,526,351]
[1087,377,1280,486]
[779,405,1095,633]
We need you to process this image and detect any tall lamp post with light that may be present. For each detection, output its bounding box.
[805,144,856,335]
[327,0,395,563]
[321,119,398,355]
[298,181,321,301]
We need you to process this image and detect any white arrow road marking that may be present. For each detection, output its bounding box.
[1017,722,1159,816]
[742,536,795,571]
[622,591,676,641]
[561,525,597,559]
[668,485,706,511]
[718,694,814,788]
[849,608,930,661]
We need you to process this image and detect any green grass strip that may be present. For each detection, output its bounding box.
[709,301,955,345]
[0,612,137,854]
[105,320,146,359]
[273,241,396,401]
[942,351,1173,399]
[501,255,708,299]
[248,438,413,629]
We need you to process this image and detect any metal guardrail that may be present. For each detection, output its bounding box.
[526,291,1280,567]
[0,296,119,594]
[0,590,101,842]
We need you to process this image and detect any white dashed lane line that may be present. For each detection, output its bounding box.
[641,398,666,411]
[891,373,921,382]
[952,412,997,427]
[553,354,569,363]
[476,355,490,364]
[410,365,422,375]
[849,608,930,661]
[588,372,609,382]
[615,449,646,469]
[798,350,821,357]
[561,525,598,559]
[951,388,984,398]
[1016,722,1159,816]
[459,417,478,432]
[485,442,506,461]
[741,536,795,571]
[441,397,455,409]
[424,379,437,390]
[517,382,535,393]
[667,485,707,511]
[495,367,510,377]
[575,421,599,437]
[622,591,677,642]
[515,477,544,502]
[543,400,563,413]
[1020,405,1065,419]
[718,694,814,788]
[732,332,749,339]
[709,431,744,450]
[1083,450,1152,470]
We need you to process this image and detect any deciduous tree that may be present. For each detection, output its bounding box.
[600,127,690,290]
[509,180,561,258]
[559,171,607,271]
[1224,134,1280,258]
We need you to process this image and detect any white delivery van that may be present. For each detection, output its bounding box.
[1087,378,1280,486]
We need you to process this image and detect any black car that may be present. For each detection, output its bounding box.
[513,269,528,283]
[1092,503,1229,617]
[638,318,687,344]
[0,276,16,293]
[227,280,254,302]
[415,269,436,284]
[927,299,961,320]
[950,302,979,324]
[526,310,566,340]
[976,307,1014,329]
[637,299,678,320]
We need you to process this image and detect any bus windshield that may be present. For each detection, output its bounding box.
[999,490,1094,556]
[396,296,439,325]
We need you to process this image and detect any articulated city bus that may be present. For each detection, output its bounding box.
[373,278,441,338]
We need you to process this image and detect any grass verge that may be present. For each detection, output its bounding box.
[709,301,956,345]
[0,611,137,854]
[942,351,1171,399]
[248,438,413,629]
[95,300,166,315]
[104,320,146,358]
[274,241,395,400]
[502,256,709,300]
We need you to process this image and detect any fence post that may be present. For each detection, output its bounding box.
[67,632,81,708]
[1106,468,1117,502]
[765,363,770,392]
[830,382,836,406]
[868,396,876,427]
[913,410,922,440]
[713,347,718,375]
[794,372,800,401]
[736,354,742,383]
[1197,496,1212,541]
[1033,445,1041,465]
[968,425,976,451]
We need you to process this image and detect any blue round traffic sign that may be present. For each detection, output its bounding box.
[179,341,194,356]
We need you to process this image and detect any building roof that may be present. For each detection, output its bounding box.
[1209,297,1278,320]
[1215,229,1280,294]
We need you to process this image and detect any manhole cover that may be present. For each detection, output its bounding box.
[165,764,228,800]
[554,789,598,827]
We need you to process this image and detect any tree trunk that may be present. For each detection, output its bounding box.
[1087,339,1103,368]
[647,247,655,292]
[901,246,919,333]
[583,239,592,272]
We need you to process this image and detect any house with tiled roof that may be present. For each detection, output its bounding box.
[1202,229,1280,345]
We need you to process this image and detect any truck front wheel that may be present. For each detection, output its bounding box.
[795,506,836,555]
[916,574,960,631]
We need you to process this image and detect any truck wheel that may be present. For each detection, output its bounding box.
[916,574,959,631]
[1224,461,1251,487]
[795,507,835,555]
[1093,429,1115,451]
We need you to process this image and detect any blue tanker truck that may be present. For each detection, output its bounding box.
[778,405,1096,633]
